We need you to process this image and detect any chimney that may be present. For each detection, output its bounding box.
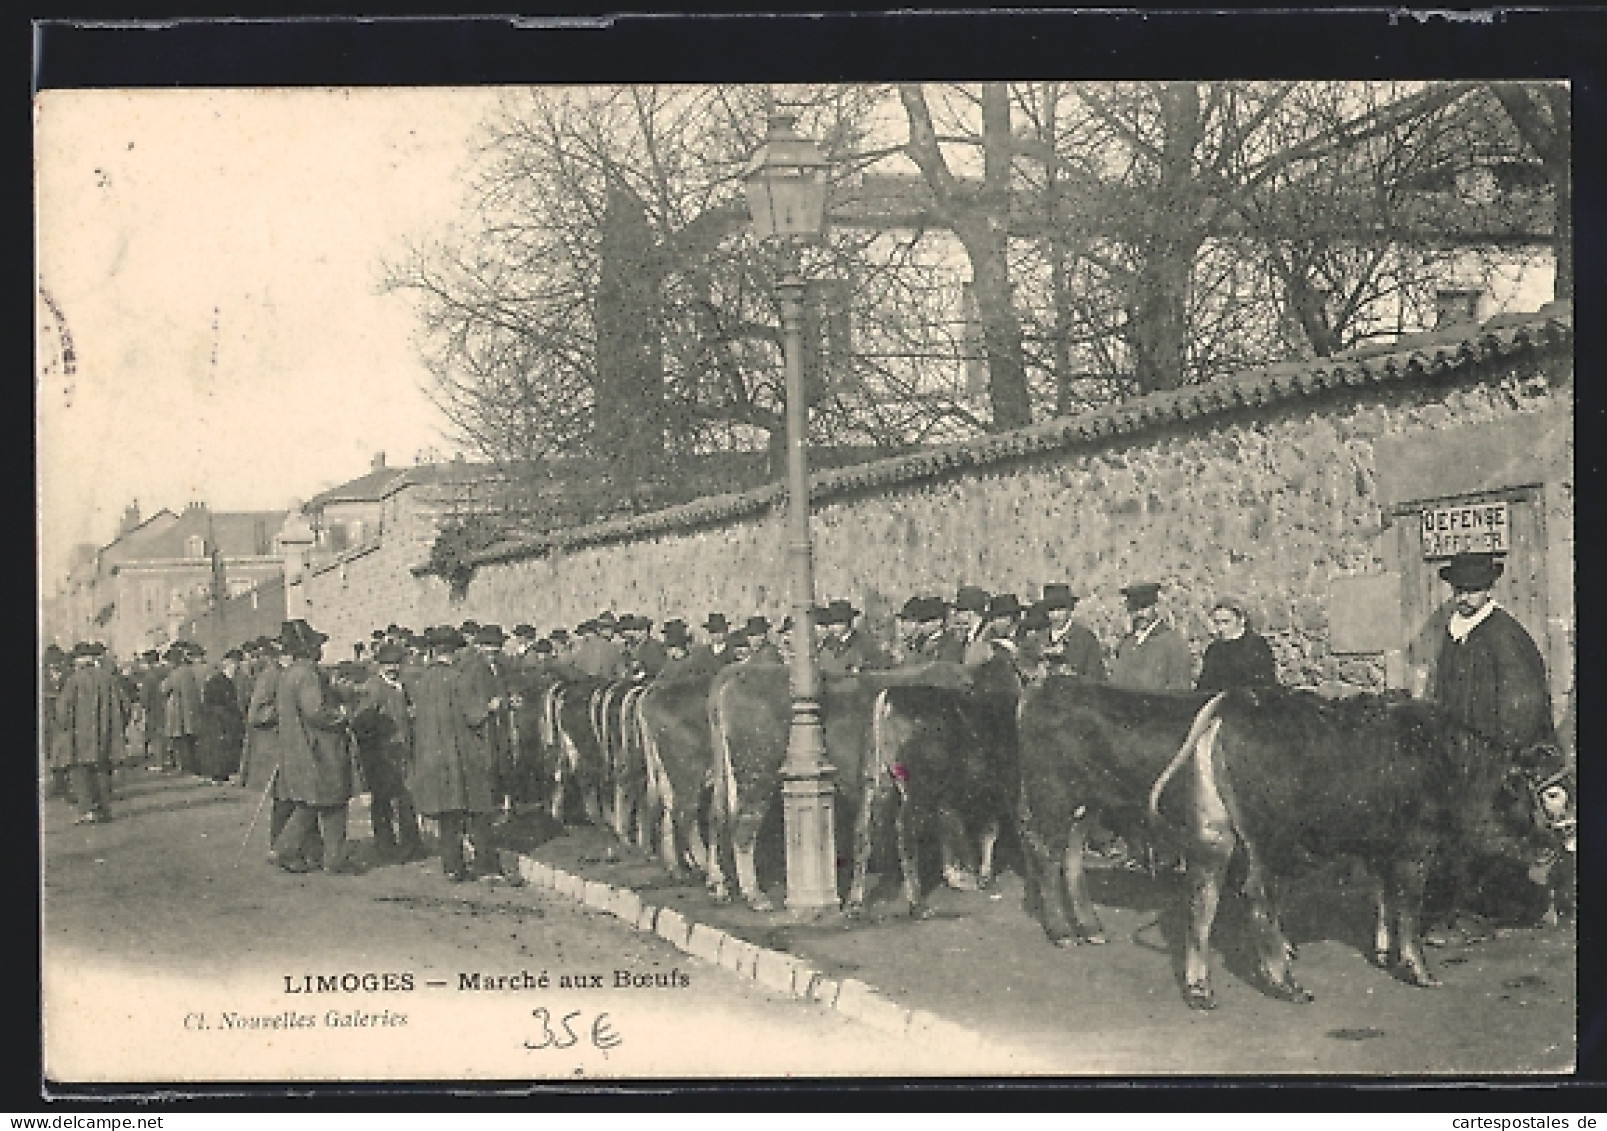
[118,500,141,537]
[371,451,386,473]
[1434,287,1483,330]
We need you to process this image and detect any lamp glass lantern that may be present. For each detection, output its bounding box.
[742,115,829,241]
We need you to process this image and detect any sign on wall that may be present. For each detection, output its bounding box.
[1420,501,1509,559]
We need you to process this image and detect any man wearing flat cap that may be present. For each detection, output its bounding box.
[1110,581,1194,691]
[1432,552,1556,754]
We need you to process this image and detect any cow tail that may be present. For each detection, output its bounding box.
[708,685,739,821]
[870,688,901,797]
[638,693,673,813]
[1149,693,1227,824]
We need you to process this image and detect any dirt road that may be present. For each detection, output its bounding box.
[41,772,1032,1085]
[41,769,1577,1084]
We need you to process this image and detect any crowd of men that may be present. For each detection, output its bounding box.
[42,551,1562,895]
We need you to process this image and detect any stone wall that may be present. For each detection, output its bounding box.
[424,347,1571,698]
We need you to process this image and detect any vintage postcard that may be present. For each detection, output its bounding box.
[36,19,1579,1090]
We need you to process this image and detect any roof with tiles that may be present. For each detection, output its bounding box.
[115,505,287,562]
[469,304,1572,568]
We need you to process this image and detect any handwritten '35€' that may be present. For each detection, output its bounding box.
[524,1007,622,1055]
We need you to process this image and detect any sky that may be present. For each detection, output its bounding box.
[36,87,506,587]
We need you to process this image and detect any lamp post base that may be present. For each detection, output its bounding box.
[781,766,839,913]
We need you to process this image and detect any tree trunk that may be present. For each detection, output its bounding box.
[595,179,665,477]
[1127,83,1205,394]
[899,83,1033,430]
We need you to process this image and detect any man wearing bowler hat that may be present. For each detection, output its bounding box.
[966,593,1025,664]
[270,620,362,874]
[1037,583,1106,680]
[816,599,892,674]
[351,640,426,863]
[1110,581,1194,691]
[1432,552,1556,755]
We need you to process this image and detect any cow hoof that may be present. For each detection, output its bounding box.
[1408,970,1443,989]
[943,867,980,892]
[748,897,775,913]
[710,885,732,904]
[1183,983,1216,1011]
[1050,933,1078,949]
[1284,942,1299,961]
[844,904,865,921]
[1268,979,1314,1004]
[1371,949,1391,970]
[909,904,934,921]
[977,871,995,890]
[1078,929,1108,946]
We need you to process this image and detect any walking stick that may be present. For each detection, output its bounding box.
[233,764,280,868]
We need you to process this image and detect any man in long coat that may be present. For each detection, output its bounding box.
[42,645,72,801]
[199,651,245,783]
[1432,552,1557,753]
[56,642,128,824]
[138,650,170,770]
[461,624,517,819]
[162,644,204,775]
[409,627,505,882]
[1035,583,1106,680]
[352,641,425,863]
[269,620,361,875]
[678,613,737,679]
[816,599,894,674]
[1427,552,1559,936]
[1109,582,1195,691]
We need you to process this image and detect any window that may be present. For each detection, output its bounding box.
[142,581,162,617]
[185,535,206,558]
[227,577,254,598]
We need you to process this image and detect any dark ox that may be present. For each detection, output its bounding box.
[1158,689,1574,1010]
[634,672,720,881]
[1015,678,1215,949]
[846,659,1022,918]
[706,660,1004,912]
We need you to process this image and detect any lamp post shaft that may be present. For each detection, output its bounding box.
[777,267,838,914]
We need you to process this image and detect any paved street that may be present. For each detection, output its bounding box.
[41,771,1033,1084]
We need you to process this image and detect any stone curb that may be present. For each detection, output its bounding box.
[502,847,994,1054]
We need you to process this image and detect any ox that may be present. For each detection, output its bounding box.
[592,678,653,845]
[845,659,1022,918]
[1156,688,1574,1010]
[536,675,611,828]
[1015,677,1215,949]
[706,659,1011,913]
[634,672,720,881]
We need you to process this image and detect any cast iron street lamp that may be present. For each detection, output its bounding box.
[743,115,837,913]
